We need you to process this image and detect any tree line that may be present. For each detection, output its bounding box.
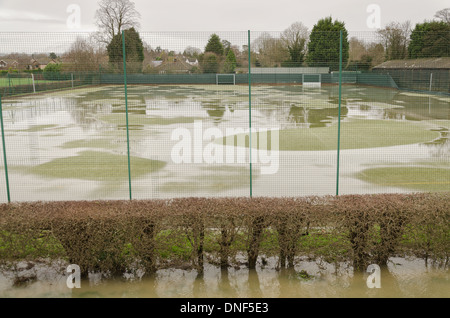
[90,2,450,73]
[254,12,449,72]
[5,1,446,75]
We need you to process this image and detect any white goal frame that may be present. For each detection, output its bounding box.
[302,74,321,88]
[216,74,236,85]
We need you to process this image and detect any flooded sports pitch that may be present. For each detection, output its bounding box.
[0,84,449,298]
[0,84,448,202]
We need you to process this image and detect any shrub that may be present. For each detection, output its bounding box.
[0,193,448,276]
[199,52,221,74]
[23,69,43,74]
[43,63,63,80]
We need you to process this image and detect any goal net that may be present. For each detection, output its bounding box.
[216,74,236,85]
[302,74,321,88]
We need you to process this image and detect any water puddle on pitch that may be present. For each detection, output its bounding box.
[0,85,449,202]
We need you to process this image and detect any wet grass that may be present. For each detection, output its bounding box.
[0,227,353,269]
[217,119,440,151]
[0,220,443,273]
[0,77,56,87]
[28,151,166,181]
[160,167,254,193]
[118,227,350,264]
[0,230,65,260]
[356,167,450,192]
[100,113,205,126]
[60,139,119,150]
[15,124,59,133]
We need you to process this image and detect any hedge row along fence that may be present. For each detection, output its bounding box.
[0,193,448,277]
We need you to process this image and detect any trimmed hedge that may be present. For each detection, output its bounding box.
[0,193,448,276]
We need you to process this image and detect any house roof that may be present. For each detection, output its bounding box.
[150,60,163,67]
[373,57,450,69]
[30,57,58,65]
[0,59,19,68]
[0,59,19,64]
[156,57,193,72]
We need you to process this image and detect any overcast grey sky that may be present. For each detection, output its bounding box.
[0,0,448,32]
[0,0,448,54]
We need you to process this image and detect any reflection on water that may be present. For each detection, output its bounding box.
[1,87,447,298]
[0,257,448,298]
[0,85,449,201]
[3,85,449,129]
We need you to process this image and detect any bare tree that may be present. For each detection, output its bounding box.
[434,8,450,24]
[183,46,202,57]
[94,0,141,44]
[252,32,272,53]
[62,36,107,72]
[347,37,385,69]
[281,22,309,66]
[252,32,289,67]
[349,37,367,61]
[377,21,411,60]
[366,42,385,66]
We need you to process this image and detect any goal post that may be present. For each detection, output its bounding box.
[302,74,321,88]
[216,74,236,85]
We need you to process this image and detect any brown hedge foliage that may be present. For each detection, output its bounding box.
[0,193,448,276]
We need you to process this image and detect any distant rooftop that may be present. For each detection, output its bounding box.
[373,57,450,69]
[250,67,330,74]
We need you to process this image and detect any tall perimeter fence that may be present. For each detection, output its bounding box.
[0,31,449,202]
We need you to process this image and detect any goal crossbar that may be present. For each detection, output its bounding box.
[216,74,236,85]
[302,74,321,88]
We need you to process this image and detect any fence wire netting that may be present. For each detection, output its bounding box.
[0,31,448,202]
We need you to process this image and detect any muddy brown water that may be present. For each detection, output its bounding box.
[1,256,448,298]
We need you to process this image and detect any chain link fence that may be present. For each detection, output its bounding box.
[0,31,448,202]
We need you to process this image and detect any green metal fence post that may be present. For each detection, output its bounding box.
[99,64,102,85]
[0,96,11,203]
[122,30,132,201]
[248,30,252,198]
[7,73,12,96]
[336,30,343,196]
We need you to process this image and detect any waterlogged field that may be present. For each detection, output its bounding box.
[0,84,449,201]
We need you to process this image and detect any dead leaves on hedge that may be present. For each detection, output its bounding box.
[0,193,448,275]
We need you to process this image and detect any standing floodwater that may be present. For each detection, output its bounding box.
[0,256,448,298]
[0,84,448,202]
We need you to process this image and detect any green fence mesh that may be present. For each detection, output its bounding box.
[0,30,448,202]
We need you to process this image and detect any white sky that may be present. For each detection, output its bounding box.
[0,0,448,53]
[1,0,448,31]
